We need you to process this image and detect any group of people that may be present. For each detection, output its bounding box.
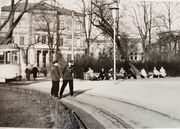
[86,67,114,81]
[25,65,47,81]
[25,65,39,81]
[140,66,166,78]
[86,66,167,81]
[50,60,74,99]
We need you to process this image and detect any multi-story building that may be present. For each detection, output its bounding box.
[158,30,180,54]
[90,37,144,62]
[0,2,85,69]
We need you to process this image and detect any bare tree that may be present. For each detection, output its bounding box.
[161,2,179,31]
[155,2,180,61]
[77,0,104,56]
[90,0,141,77]
[0,0,46,45]
[33,4,66,65]
[0,0,28,44]
[131,1,154,60]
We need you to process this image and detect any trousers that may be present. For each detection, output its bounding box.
[59,80,73,97]
[51,81,59,97]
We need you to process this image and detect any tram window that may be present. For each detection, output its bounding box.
[6,52,10,64]
[0,52,4,64]
[12,51,18,64]
[0,51,19,64]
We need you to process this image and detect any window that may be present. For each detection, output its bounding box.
[60,20,64,29]
[0,51,19,64]
[20,36,24,45]
[130,53,133,60]
[67,54,72,61]
[12,51,19,64]
[66,20,72,29]
[134,52,137,60]
[42,35,46,43]
[76,22,81,31]
[6,51,10,64]
[76,39,81,47]
[60,38,63,46]
[35,34,41,43]
[0,52,4,64]
[141,53,144,61]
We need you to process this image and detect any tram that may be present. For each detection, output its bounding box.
[0,45,21,82]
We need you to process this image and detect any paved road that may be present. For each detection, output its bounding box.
[17,78,180,128]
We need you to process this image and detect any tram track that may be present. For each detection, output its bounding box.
[62,93,180,128]
[63,97,133,129]
[86,94,180,122]
[90,104,132,128]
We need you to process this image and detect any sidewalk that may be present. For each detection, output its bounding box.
[21,77,180,120]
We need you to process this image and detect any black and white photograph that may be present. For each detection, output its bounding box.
[0,0,180,128]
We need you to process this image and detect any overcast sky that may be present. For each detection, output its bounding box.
[1,0,180,37]
[0,0,83,10]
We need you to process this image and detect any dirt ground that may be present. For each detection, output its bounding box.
[0,86,79,129]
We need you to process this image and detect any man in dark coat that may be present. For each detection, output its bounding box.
[51,60,61,98]
[32,65,39,80]
[25,65,32,81]
[59,60,74,99]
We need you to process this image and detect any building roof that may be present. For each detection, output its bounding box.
[158,30,180,36]
[1,2,83,16]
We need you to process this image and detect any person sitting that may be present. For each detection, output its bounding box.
[98,68,106,80]
[117,67,126,79]
[140,68,148,78]
[153,67,160,78]
[159,66,166,78]
[107,68,113,80]
[86,68,98,81]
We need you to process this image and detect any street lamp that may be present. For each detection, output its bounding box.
[71,10,74,61]
[110,3,119,81]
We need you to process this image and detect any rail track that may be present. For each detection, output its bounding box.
[87,94,180,122]
[62,94,180,128]
[63,97,132,129]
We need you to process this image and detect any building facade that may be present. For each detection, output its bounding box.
[90,37,144,62]
[0,2,85,69]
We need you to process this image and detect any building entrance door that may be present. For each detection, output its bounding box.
[43,51,48,67]
[37,51,41,67]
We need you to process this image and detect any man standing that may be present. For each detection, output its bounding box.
[59,60,74,99]
[51,60,61,98]
[32,65,39,80]
[25,65,32,81]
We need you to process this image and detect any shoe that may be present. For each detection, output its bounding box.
[58,96,61,99]
[58,96,62,99]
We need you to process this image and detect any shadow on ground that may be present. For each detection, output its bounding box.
[62,89,92,98]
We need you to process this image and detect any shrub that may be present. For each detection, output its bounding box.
[74,54,180,79]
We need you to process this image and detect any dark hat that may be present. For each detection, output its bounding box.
[53,60,58,64]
